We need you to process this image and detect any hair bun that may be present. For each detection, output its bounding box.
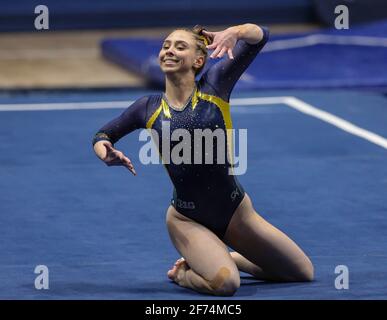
[192,24,213,46]
[192,24,205,34]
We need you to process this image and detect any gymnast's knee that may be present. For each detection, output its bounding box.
[299,260,314,282]
[209,267,240,296]
[290,259,314,282]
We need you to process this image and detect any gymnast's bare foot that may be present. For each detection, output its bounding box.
[167,257,189,285]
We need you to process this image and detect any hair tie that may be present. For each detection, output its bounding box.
[198,35,209,47]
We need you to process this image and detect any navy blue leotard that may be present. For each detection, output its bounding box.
[93,27,269,238]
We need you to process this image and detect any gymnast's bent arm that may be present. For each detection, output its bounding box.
[201,24,269,101]
[92,95,149,175]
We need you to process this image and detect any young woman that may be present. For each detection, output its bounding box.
[92,23,314,296]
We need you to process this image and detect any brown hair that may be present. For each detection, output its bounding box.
[174,25,213,75]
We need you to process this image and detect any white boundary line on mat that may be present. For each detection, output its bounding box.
[0,96,386,149]
[282,96,387,150]
[0,100,130,111]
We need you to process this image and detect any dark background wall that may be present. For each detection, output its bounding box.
[2,0,387,32]
[0,0,315,31]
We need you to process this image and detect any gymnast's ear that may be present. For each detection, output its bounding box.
[193,55,205,69]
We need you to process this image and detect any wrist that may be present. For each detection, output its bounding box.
[228,25,243,39]
[233,24,263,44]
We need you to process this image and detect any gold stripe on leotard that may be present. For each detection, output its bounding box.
[161,98,172,119]
[147,91,236,173]
[194,91,235,173]
[191,87,199,110]
[146,98,172,129]
[146,105,162,129]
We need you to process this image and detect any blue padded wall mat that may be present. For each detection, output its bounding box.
[101,20,387,90]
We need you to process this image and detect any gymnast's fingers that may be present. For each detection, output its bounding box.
[210,45,222,59]
[216,47,228,59]
[227,48,234,59]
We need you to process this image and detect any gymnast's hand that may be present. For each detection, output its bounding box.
[103,143,137,176]
[202,27,238,60]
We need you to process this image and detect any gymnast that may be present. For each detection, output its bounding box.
[92,23,314,296]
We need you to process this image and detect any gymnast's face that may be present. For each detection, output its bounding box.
[159,30,204,76]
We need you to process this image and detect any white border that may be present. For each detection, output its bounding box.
[1,96,386,149]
